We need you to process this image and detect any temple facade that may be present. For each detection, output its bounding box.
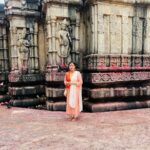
[1,0,150,112]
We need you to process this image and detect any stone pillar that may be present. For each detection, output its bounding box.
[110,15,117,54]
[10,26,18,70]
[47,19,52,65]
[94,4,98,54]
[34,22,39,70]
[51,17,57,67]
[144,6,150,54]
[0,17,10,104]
[75,11,80,62]
[97,12,105,54]
[122,16,129,54]
[91,5,94,54]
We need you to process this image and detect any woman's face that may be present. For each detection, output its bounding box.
[69,63,75,72]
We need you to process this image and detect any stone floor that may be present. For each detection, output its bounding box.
[0,106,150,150]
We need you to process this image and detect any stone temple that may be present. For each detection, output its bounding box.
[1,0,150,112]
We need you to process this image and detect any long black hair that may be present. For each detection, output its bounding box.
[67,61,79,71]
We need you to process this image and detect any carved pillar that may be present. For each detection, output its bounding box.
[3,27,8,71]
[0,17,10,104]
[71,19,76,62]
[51,17,57,67]
[110,15,117,54]
[94,4,98,54]
[97,11,104,54]
[10,26,18,70]
[47,19,52,65]
[122,16,129,54]
[74,11,80,62]
[34,22,39,70]
[144,7,150,54]
[91,5,94,54]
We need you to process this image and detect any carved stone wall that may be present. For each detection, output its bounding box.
[83,0,150,111]
[0,7,9,103]
[1,0,150,111]
[5,0,45,107]
[43,0,82,110]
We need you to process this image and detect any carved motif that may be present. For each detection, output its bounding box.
[56,19,72,65]
[17,29,30,73]
[84,72,150,84]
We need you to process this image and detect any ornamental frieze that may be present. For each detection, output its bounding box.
[84,72,150,84]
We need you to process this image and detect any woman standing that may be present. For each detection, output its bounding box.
[64,62,83,121]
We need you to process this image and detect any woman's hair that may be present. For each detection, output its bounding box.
[67,61,79,71]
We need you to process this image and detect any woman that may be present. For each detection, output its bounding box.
[64,62,83,121]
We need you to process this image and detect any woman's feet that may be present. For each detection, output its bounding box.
[71,116,78,121]
[67,115,78,121]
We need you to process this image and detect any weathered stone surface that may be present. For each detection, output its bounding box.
[9,85,45,96]
[83,100,150,112]
[84,72,150,84]
[8,74,44,83]
[46,88,64,98]
[84,86,150,99]
[46,101,66,111]
[45,72,65,82]
[1,106,150,149]
[10,97,46,107]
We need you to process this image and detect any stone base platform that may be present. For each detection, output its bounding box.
[83,100,150,112]
[0,95,11,103]
[10,97,46,107]
[46,101,66,111]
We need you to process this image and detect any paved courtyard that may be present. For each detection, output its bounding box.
[0,105,150,150]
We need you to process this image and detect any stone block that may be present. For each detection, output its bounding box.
[8,74,44,83]
[10,97,46,107]
[9,85,44,96]
[45,87,64,98]
[53,101,66,111]
[83,100,150,112]
[46,101,66,111]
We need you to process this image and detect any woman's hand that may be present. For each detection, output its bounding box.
[70,82,77,85]
[66,82,70,85]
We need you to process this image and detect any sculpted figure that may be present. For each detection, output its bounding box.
[57,19,72,65]
[17,30,30,73]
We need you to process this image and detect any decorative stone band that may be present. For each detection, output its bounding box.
[44,0,82,5]
[8,74,44,83]
[45,87,64,98]
[85,0,150,5]
[84,72,150,84]
[84,86,150,99]
[83,54,150,71]
[45,72,65,82]
[8,85,45,96]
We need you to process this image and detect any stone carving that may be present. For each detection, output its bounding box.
[21,0,27,9]
[84,72,150,84]
[17,29,30,73]
[57,19,72,65]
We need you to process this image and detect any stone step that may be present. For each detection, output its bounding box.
[10,97,46,107]
[83,100,150,112]
[46,101,66,111]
